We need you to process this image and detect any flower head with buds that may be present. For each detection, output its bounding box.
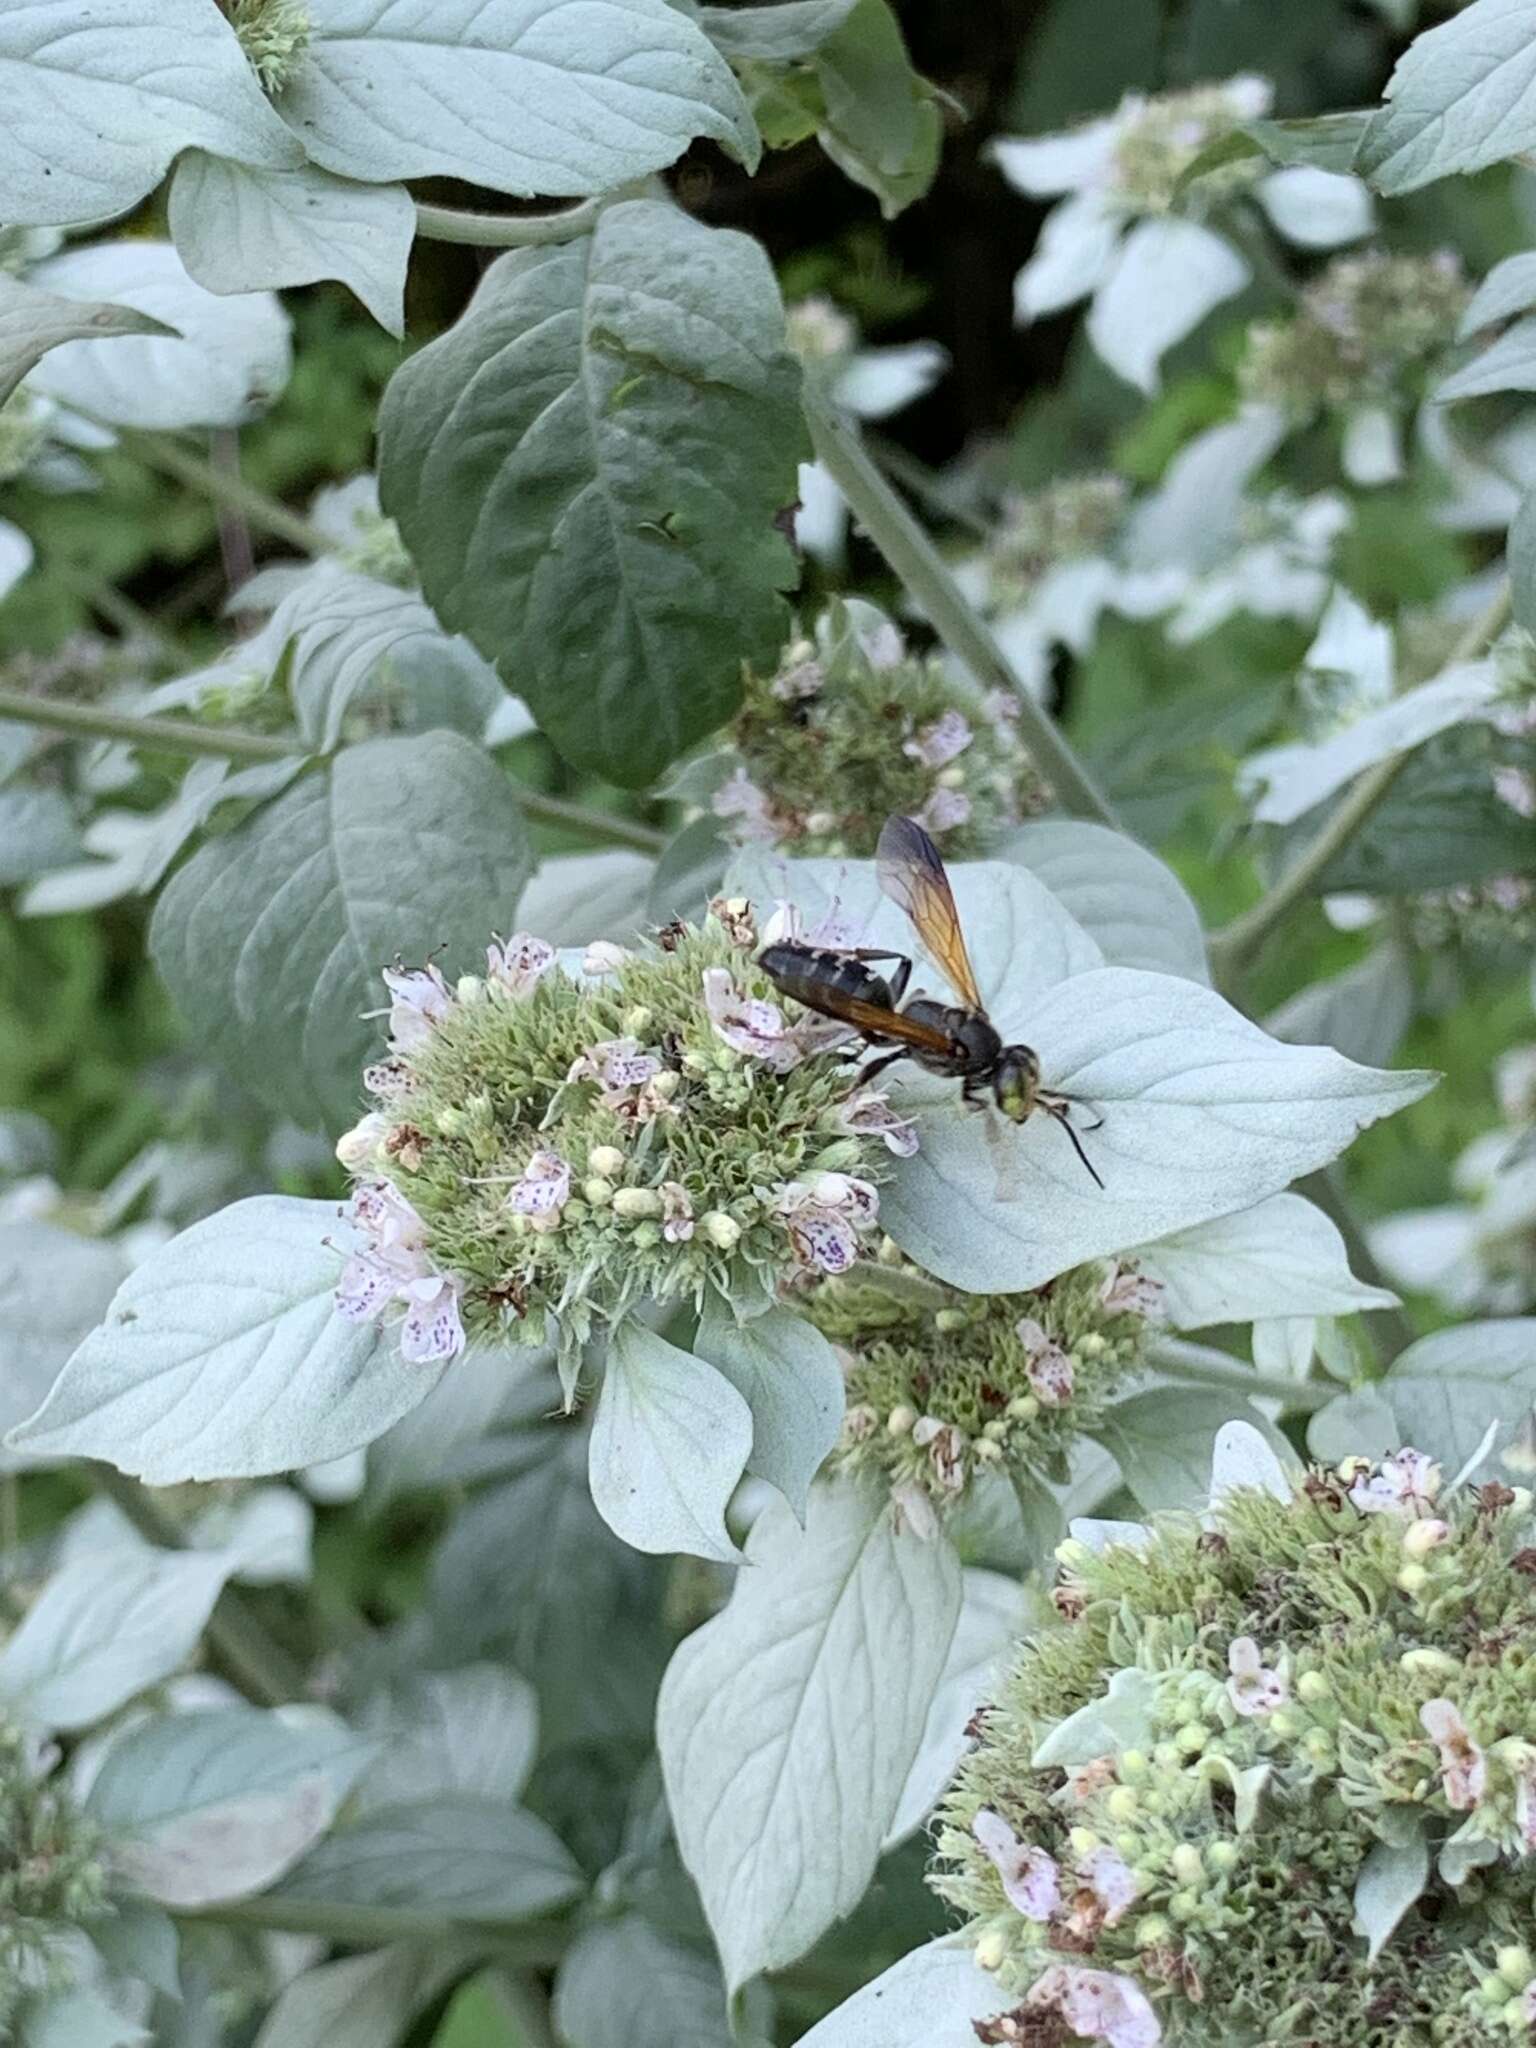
[0,1718,106,2030]
[711,602,1045,860]
[812,1257,1154,1520]
[229,0,312,94]
[331,904,902,1387]
[933,1453,1536,2048]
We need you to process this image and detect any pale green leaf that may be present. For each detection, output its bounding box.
[0,274,175,411]
[794,1941,1003,2048]
[1353,1826,1429,1961]
[1032,1666,1157,1768]
[694,1299,845,1517]
[1358,0,1536,194]
[554,1916,735,2048]
[1384,1318,1536,1478]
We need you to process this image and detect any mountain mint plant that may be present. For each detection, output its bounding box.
[1,3,1535,2044]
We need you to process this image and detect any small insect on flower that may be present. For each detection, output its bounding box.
[758,813,1106,1185]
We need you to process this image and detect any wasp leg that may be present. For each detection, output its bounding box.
[852,1047,910,1090]
[1042,1098,1105,1189]
[1040,1087,1104,1134]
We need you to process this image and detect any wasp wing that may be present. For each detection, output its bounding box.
[796,983,961,1055]
[876,814,985,1013]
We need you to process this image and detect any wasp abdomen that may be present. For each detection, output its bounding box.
[757,943,897,1012]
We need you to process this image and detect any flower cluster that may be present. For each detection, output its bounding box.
[1240,250,1468,417]
[0,1720,105,2030]
[982,478,1130,615]
[1106,79,1271,215]
[332,903,907,1384]
[712,605,1044,858]
[229,0,312,94]
[811,1259,1156,1534]
[932,1452,1536,2048]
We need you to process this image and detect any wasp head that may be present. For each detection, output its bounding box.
[993,1047,1039,1123]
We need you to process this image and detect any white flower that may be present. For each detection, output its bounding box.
[1348,1449,1442,1517]
[510,1150,571,1232]
[1226,1636,1288,1718]
[334,1181,464,1363]
[485,931,555,999]
[916,786,973,836]
[1025,1964,1161,2048]
[1016,1316,1074,1406]
[912,1415,968,1492]
[903,710,973,768]
[839,1088,920,1158]
[568,1037,663,1098]
[1079,1845,1139,1927]
[711,767,777,842]
[771,1174,880,1274]
[1099,1263,1163,1317]
[1516,1769,1536,1850]
[1420,1697,1487,1811]
[659,1181,694,1243]
[972,1810,1061,1921]
[335,1112,390,1173]
[701,968,851,1071]
[383,962,453,1053]
[1493,765,1536,818]
[581,940,630,978]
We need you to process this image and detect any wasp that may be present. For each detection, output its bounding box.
[758,813,1104,1186]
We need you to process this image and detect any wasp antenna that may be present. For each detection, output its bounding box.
[1049,1102,1105,1189]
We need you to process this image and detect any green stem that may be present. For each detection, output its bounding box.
[0,690,666,852]
[124,431,336,557]
[806,394,1122,829]
[182,1894,571,1958]
[1209,581,1513,978]
[414,196,606,249]
[1146,1337,1334,1412]
[88,1464,308,1708]
[0,689,298,762]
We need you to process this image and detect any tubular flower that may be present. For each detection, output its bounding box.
[932,1457,1536,2048]
[330,905,902,1387]
[812,1258,1154,1517]
[709,601,1045,859]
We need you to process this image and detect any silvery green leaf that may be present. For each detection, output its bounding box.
[1130,1193,1398,1328]
[1124,405,1287,573]
[15,1986,147,2048]
[357,1666,539,1813]
[168,155,414,337]
[269,1795,583,1926]
[1307,1386,1402,1465]
[1086,217,1249,395]
[879,967,1433,1295]
[1438,1820,1501,1888]
[0,1550,231,1733]
[190,1485,313,1587]
[554,1915,736,2048]
[1207,1418,1295,1504]
[0,1221,124,1470]
[694,1299,844,1518]
[85,1902,180,2001]
[0,0,300,227]
[1513,484,1536,636]
[7,1196,437,1484]
[1091,1391,1286,1512]
[0,273,176,411]
[1353,1826,1429,1961]
[1202,1754,1270,1832]
[1461,252,1536,338]
[700,0,858,59]
[1438,314,1536,401]
[886,1568,1026,1846]
[588,1323,753,1563]
[1032,1666,1157,1768]
[994,819,1210,983]
[151,733,533,1133]
[1384,1318,1536,1477]
[1068,1516,1151,1555]
[1245,111,1371,176]
[1255,166,1373,248]
[1267,944,1415,1070]
[1242,662,1502,827]
[1253,1316,1318,1380]
[1358,0,1536,194]
[368,1345,529,1506]
[657,1483,960,1992]
[516,851,654,948]
[85,1707,373,1908]
[0,785,87,887]
[252,1947,451,2048]
[811,0,942,219]
[378,201,805,787]
[795,1940,1004,2048]
[26,243,291,430]
[280,0,757,194]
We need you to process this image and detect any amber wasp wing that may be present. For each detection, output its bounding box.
[876,813,985,1012]
[790,983,962,1056]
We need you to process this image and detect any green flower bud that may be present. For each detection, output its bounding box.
[612,1187,663,1219]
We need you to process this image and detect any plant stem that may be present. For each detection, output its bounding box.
[805,394,1123,830]
[124,431,336,557]
[1209,580,1513,978]
[414,195,606,248]
[0,690,666,852]
[88,1464,308,1708]
[182,1894,571,1958]
[209,427,257,602]
[0,689,298,761]
[1146,1337,1334,1412]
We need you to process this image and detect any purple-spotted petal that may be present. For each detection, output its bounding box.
[399,1274,466,1364]
[973,1810,1061,1922]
